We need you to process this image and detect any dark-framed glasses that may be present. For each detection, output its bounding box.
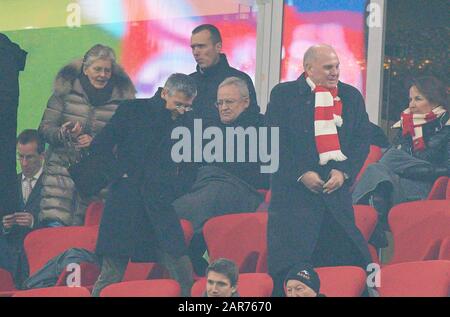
[175,103,193,112]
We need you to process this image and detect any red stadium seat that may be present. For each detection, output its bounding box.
[55,261,101,288]
[0,268,16,293]
[122,219,194,281]
[191,273,273,297]
[447,181,450,199]
[377,260,450,297]
[439,236,450,260]
[368,244,380,264]
[24,225,99,276]
[427,176,449,200]
[354,145,383,185]
[84,200,104,226]
[100,279,181,297]
[388,200,450,264]
[353,205,378,241]
[13,286,91,297]
[316,266,367,297]
[203,213,267,273]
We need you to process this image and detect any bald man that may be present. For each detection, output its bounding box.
[266,44,372,296]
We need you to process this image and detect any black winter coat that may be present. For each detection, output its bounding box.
[89,90,190,261]
[189,53,259,126]
[392,111,450,181]
[0,34,27,217]
[207,109,270,190]
[266,74,372,278]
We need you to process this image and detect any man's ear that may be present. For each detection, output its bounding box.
[161,88,168,100]
[305,63,313,76]
[231,285,237,294]
[215,42,222,53]
[243,97,250,109]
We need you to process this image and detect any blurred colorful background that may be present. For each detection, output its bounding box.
[1,0,367,135]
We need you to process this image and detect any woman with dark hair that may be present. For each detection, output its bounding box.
[353,76,449,247]
[38,44,135,226]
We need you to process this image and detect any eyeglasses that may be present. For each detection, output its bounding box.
[215,97,248,108]
[175,103,193,112]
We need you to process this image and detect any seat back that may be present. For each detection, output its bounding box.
[24,225,99,276]
[203,213,267,273]
[388,200,450,264]
[354,145,383,184]
[84,201,104,226]
[427,176,449,200]
[377,260,450,297]
[191,273,273,297]
[439,236,450,260]
[316,266,367,297]
[353,205,378,241]
[100,279,181,297]
[446,180,450,199]
[0,268,16,292]
[13,286,91,297]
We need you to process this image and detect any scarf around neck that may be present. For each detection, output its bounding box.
[79,73,114,107]
[398,106,447,151]
[305,74,347,165]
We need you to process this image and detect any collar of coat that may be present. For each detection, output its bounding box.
[392,109,450,129]
[53,59,136,100]
[0,33,27,71]
[196,53,230,77]
[296,73,345,96]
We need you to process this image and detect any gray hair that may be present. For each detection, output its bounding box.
[164,73,197,98]
[82,44,116,69]
[218,77,249,98]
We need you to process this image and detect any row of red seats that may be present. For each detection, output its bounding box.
[8,260,450,297]
[1,188,448,296]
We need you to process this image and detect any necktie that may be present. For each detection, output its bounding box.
[23,177,34,204]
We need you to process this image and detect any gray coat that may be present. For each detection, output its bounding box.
[38,60,135,225]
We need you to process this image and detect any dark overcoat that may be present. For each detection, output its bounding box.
[89,91,189,262]
[266,74,372,278]
[0,34,27,218]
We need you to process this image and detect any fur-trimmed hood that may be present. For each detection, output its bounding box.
[53,59,136,99]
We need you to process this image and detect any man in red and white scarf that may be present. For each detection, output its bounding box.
[298,45,348,195]
[266,44,372,296]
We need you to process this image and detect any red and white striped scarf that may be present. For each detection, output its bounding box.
[305,74,347,165]
[397,106,447,151]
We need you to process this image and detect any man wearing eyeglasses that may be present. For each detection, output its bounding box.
[189,24,259,126]
[89,73,197,297]
[0,129,45,285]
[173,77,269,276]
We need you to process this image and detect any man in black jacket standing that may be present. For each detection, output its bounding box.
[266,44,372,296]
[189,24,259,126]
[0,34,27,219]
[89,73,197,297]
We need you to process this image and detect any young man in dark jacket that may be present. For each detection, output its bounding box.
[189,24,259,126]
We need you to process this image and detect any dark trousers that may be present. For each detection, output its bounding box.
[272,212,368,297]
